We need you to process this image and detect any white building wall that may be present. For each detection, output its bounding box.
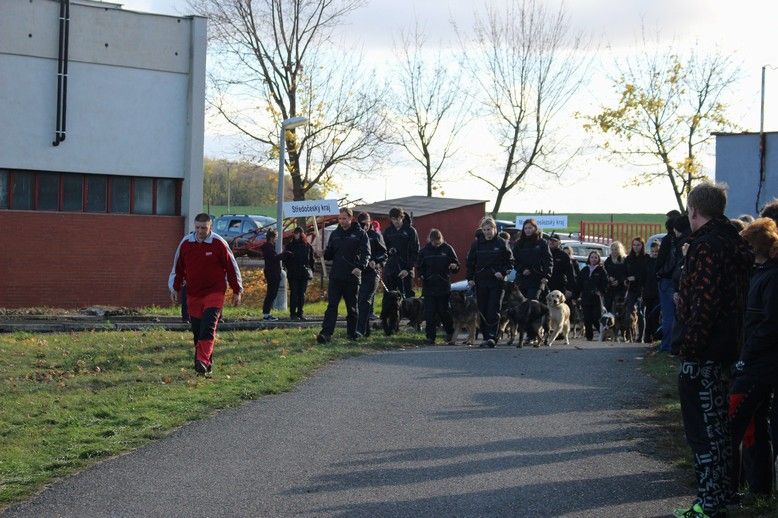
[0,0,206,225]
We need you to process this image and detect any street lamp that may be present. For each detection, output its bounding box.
[276,116,308,253]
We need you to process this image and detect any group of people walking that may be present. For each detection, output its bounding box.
[168,187,777,518]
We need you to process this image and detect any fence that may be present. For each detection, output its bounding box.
[579,221,663,246]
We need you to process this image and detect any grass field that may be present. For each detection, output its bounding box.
[0,328,422,508]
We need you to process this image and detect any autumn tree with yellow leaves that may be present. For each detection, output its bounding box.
[584,45,739,212]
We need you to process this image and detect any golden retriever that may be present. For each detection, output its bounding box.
[544,290,571,345]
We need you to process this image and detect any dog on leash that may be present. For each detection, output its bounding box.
[621,304,640,343]
[381,290,403,336]
[599,308,617,342]
[499,282,527,344]
[400,296,425,331]
[544,290,571,345]
[507,298,549,347]
[568,298,585,339]
[450,290,478,345]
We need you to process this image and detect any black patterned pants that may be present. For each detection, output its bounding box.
[678,360,733,515]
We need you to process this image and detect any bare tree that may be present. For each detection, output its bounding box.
[583,43,738,212]
[457,0,588,215]
[191,0,390,201]
[389,26,470,197]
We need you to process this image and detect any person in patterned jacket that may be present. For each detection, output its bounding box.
[169,213,243,376]
[672,183,753,518]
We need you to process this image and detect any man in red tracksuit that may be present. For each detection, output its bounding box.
[169,213,243,375]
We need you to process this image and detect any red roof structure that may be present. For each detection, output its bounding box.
[354,196,487,282]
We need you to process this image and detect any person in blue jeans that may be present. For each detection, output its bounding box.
[656,213,689,352]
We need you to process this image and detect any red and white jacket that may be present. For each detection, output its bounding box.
[168,232,243,298]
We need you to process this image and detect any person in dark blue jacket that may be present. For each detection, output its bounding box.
[577,250,608,341]
[316,208,370,343]
[417,228,460,344]
[260,229,284,321]
[728,218,778,498]
[356,212,387,337]
[284,227,315,321]
[467,217,513,347]
[512,218,552,300]
[382,207,420,298]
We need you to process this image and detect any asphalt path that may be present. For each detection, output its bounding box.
[5,339,693,517]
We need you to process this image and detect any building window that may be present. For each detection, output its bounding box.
[12,171,34,210]
[0,170,180,216]
[63,174,83,211]
[133,178,153,215]
[0,170,8,209]
[156,179,177,215]
[86,176,107,213]
[111,176,131,213]
[38,173,60,211]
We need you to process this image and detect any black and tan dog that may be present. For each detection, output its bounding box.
[506,298,549,347]
[400,296,425,331]
[450,290,478,345]
[381,290,403,336]
[499,282,527,344]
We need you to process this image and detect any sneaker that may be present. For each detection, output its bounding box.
[348,332,362,341]
[263,314,279,321]
[672,503,712,518]
[298,315,307,321]
[316,333,330,344]
[194,360,207,374]
[486,339,496,348]
[444,332,455,345]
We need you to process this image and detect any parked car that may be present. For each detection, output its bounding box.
[559,239,611,265]
[212,214,277,257]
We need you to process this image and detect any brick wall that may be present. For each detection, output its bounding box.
[0,211,184,308]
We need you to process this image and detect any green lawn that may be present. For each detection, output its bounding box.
[206,205,276,218]
[141,298,380,319]
[0,328,422,508]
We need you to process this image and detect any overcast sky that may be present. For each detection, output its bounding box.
[119,0,777,214]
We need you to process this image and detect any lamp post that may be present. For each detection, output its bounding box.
[276,116,308,253]
[274,116,308,312]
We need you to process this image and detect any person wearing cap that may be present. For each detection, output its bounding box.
[547,233,576,300]
[356,212,387,337]
[284,226,315,321]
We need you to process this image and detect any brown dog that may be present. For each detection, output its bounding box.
[450,290,478,345]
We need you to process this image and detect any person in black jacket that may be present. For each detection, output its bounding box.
[260,229,284,321]
[548,234,576,299]
[603,241,627,313]
[656,211,683,352]
[356,212,387,337]
[624,237,648,334]
[728,218,778,498]
[512,218,552,300]
[383,207,420,298]
[642,240,660,342]
[316,208,370,343]
[467,217,513,347]
[284,227,315,321]
[577,250,608,341]
[417,228,460,344]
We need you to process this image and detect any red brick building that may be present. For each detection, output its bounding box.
[0,1,205,308]
[354,196,487,282]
